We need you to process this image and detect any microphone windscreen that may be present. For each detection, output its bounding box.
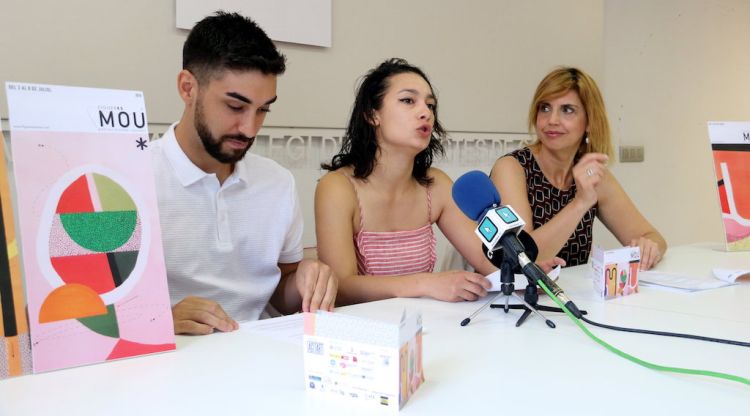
[517,230,539,262]
[452,170,500,222]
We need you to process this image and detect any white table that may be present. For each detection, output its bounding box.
[2,243,749,415]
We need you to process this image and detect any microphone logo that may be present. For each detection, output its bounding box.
[474,205,525,251]
[479,218,498,242]
[496,207,519,224]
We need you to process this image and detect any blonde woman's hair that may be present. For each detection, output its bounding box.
[527,67,613,158]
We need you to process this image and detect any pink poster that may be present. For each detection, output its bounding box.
[708,121,750,251]
[6,82,175,373]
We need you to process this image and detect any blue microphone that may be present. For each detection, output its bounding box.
[452,170,528,256]
[452,170,583,318]
[452,170,501,222]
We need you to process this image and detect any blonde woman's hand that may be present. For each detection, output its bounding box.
[536,257,566,273]
[631,237,662,270]
[572,153,609,209]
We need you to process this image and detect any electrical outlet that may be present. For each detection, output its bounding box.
[619,145,644,163]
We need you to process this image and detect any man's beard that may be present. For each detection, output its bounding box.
[194,99,254,164]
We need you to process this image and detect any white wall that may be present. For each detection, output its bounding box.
[0,0,603,131]
[0,0,184,126]
[598,0,750,249]
[2,0,748,252]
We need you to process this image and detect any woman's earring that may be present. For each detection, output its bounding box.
[584,134,590,144]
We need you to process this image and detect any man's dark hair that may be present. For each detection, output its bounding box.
[322,58,445,186]
[183,11,286,83]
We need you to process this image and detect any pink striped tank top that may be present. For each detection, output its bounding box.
[349,178,437,276]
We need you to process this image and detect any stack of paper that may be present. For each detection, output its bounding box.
[639,270,738,292]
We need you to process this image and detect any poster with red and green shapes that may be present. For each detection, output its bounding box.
[6,82,174,373]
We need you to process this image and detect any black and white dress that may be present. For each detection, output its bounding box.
[505,147,597,266]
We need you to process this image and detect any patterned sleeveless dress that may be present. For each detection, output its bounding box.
[506,147,597,266]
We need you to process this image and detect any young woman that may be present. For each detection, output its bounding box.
[490,67,666,269]
[314,58,498,305]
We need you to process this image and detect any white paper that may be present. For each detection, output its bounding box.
[485,265,561,292]
[713,268,750,283]
[241,313,304,345]
[639,271,734,292]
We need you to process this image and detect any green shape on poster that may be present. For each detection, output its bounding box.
[78,304,119,338]
[60,211,136,252]
[111,251,139,284]
[93,174,136,212]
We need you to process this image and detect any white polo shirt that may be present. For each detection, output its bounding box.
[151,123,303,322]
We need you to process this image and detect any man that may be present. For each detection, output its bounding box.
[152,12,337,335]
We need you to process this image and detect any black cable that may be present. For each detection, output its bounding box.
[580,315,750,347]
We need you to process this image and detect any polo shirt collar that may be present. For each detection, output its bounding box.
[232,155,249,185]
[162,122,248,188]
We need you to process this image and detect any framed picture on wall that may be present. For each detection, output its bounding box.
[176,0,331,47]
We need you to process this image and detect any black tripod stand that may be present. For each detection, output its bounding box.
[460,246,585,327]
[489,253,559,328]
[491,280,573,328]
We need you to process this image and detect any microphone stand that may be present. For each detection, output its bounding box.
[490,251,557,328]
[460,248,559,328]
[490,277,562,328]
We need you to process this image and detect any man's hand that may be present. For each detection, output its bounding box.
[294,259,338,312]
[172,296,239,335]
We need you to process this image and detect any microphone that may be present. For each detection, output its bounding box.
[452,171,525,251]
[482,229,539,269]
[452,170,583,319]
[452,170,500,222]
[453,170,529,265]
[454,170,528,295]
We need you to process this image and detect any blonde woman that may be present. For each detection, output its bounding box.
[490,67,666,269]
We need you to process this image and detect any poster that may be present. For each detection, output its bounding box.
[6,82,175,373]
[0,131,32,378]
[708,121,750,251]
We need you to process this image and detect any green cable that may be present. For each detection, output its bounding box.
[536,280,750,387]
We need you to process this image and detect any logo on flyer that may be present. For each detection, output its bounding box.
[96,105,146,130]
